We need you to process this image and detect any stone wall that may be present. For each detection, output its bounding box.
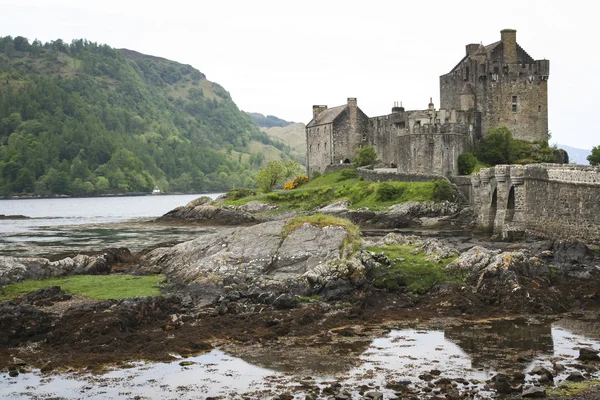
[306,122,333,176]
[397,133,467,176]
[472,164,600,243]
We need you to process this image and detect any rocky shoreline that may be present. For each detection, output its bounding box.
[1,198,599,399]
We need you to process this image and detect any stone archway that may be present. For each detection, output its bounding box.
[488,188,498,232]
[505,186,515,222]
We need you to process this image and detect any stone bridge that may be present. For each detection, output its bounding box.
[471,164,600,243]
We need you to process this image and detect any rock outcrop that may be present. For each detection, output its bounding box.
[0,248,132,287]
[137,219,367,303]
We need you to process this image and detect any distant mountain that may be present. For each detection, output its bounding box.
[260,122,306,165]
[558,144,591,165]
[0,36,291,196]
[247,112,294,128]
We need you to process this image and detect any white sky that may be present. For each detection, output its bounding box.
[0,0,597,149]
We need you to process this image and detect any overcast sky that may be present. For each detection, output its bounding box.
[0,0,597,149]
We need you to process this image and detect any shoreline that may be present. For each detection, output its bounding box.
[0,192,219,201]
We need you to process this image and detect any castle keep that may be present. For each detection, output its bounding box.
[306,29,549,178]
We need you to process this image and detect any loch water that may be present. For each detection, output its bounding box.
[0,194,223,257]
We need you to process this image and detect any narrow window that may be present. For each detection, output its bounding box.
[324,141,327,151]
[309,144,312,152]
[511,96,518,113]
[318,143,320,151]
[538,105,541,112]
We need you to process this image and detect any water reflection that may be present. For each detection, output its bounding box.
[444,318,554,371]
[1,318,599,399]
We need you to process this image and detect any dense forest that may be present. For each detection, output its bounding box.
[0,36,295,196]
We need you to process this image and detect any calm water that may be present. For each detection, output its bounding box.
[0,194,223,257]
[1,318,599,399]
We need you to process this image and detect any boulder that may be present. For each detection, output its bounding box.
[521,386,546,398]
[445,247,558,311]
[578,347,600,362]
[237,201,278,213]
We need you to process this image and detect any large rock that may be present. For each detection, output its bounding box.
[157,204,258,226]
[137,220,364,301]
[319,200,460,229]
[0,249,130,287]
[445,246,556,311]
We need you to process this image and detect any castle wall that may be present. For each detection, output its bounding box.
[331,107,370,165]
[472,164,600,243]
[397,133,467,176]
[369,114,401,167]
[306,122,333,176]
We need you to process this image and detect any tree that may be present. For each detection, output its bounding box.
[477,127,513,165]
[354,145,377,167]
[588,146,600,166]
[255,160,284,193]
[457,152,478,175]
[281,160,303,181]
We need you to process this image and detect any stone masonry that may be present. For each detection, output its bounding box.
[306,29,549,178]
[472,164,600,243]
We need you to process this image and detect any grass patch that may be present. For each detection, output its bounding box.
[223,170,444,211]
[284,214,361,254]
[367,245,460,294]
[0,274,166,301]
[297,295,322,303]
[547,381,600,397]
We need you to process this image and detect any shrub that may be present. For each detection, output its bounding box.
[311,171,321,179]
[283,175,309,191]
[226,188,256,200]
[432,179,456,202]
[353,145,377,167]
[337,168,358,181]
[376,182,405,201]
[457,152,478,175]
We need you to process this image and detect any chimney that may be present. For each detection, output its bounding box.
[312,105,327,120]
[347,97,357,110]
[466,43,479,56]
[501,29,517,64]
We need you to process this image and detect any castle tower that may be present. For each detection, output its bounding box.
[439,29,549,142]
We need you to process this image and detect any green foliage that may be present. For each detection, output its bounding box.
[0,36,290,196]
[310,171,321,179]
[337,168,358,181]
[0,274,165,300]
[457,152,478,175]
[376,182,405,201]
[588,145,600,166]
[477,127,514,165]
[224,170,440,211]
[477,127,556,166]
[432,179,456,202]
[367,245,460,293]
[353,145,377,167]
[255,160,303,193]
[226,188,256,200]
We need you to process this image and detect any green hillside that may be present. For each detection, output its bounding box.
[0,36,293,196]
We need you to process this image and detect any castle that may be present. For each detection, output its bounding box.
[306,29,550,178]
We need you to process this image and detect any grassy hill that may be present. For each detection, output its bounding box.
[261,122,306,164]
[0,36,294,196]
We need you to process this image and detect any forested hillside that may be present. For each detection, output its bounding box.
[0,36,294,196]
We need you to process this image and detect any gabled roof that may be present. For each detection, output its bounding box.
[447,39,535,73]
[306,105,346,127]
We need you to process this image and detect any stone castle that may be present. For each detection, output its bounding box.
[306,29,550,178]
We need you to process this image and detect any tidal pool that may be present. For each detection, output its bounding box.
[2,317,599,399]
